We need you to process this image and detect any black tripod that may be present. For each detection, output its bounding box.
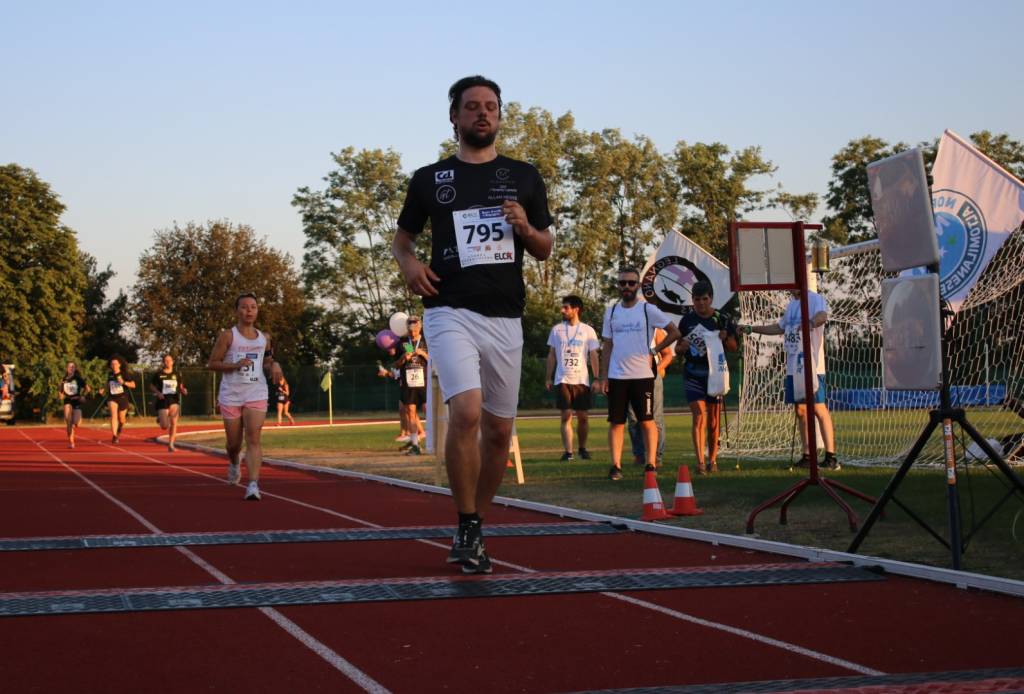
[848,293,1024,569]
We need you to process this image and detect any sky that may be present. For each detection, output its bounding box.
[3,0,1022,297]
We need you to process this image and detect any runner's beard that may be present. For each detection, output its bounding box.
[620,288,637,301]
[460,123,497,148]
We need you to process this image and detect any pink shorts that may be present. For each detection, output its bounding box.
[219,400,268,420]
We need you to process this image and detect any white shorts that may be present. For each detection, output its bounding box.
[423,306,523,419]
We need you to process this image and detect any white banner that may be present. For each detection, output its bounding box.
[640,230,733,317]
[930,130,1024,312]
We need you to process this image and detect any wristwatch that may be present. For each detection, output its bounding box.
[649,347,658,356]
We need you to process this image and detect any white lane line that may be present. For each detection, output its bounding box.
[18,429,391,694]
[53,428,888,676]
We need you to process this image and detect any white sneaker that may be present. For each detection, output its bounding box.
[227,461,241,484]
[395,434,411,443]
[244,481,261,501]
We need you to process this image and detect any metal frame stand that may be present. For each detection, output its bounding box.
[742,221,877,534]
[848,296,1024,568]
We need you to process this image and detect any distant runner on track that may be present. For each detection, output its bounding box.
[59,361,89,449]
[103,355,136,444]
[206,293,284,501]
[150,353,188,452]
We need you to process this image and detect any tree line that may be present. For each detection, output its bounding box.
[2,108,1021,416]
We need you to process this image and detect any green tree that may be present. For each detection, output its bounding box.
[823,132,1024,245]
[0,164,87,417]
[80,252,139,361]
[131,220,306,365]
[822,136,909,244]
[773,190,820,222]
[293,147,416,364]
[672,141,777,260]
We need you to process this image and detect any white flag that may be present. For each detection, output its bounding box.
[640,230,733,317]
[930,130,1024,312]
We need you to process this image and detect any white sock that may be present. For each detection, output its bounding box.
[411,431,419,446]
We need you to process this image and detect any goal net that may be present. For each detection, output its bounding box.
[726,228,1024,467]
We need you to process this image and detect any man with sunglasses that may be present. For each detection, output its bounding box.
[595,267,681,480]
[393,75,554,573]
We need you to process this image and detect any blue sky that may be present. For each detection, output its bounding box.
[3,0,1022,295]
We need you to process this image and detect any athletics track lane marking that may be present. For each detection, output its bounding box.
[15,429,391,694]
[45,427,885,677]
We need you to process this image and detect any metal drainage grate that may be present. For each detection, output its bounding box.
[0,562,882,617]
[565,667,1024,693]
[0,522,623,552]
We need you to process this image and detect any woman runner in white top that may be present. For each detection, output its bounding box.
[206,293,283,500]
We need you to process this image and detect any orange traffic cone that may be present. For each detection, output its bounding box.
[669,465,703,516]
[641,468,670,521]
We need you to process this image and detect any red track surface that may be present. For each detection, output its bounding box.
[0,424,1022,693]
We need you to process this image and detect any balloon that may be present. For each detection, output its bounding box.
[389,311,409,337]
[375,329,399,351]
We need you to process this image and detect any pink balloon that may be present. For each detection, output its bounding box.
[375,329,399,351]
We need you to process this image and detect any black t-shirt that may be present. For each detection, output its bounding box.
[150,370,182,398]
[107,371,131,398]
[398,335,428,389]
[62,374,86,401]
[397,155,553,318]
[678,309,737,377]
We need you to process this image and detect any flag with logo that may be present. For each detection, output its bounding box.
[930,129,1024,312]
[640,230,733,316]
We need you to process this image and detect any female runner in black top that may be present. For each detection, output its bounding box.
[103,355,136,444]
[59,361,89,449]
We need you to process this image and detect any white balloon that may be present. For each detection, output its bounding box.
[389,312,409,337]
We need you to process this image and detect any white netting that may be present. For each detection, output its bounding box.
[726,228,1024,467]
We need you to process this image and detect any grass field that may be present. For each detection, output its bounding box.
[186,414,1024,580]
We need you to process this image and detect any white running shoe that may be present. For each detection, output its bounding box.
[395,434,412,443]
[244,481,261,501]
[227,461,241,484]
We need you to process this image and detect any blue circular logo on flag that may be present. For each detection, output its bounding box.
[641,256,710,314]
[932,188,987,299]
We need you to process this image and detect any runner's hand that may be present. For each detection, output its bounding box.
[236,358,253,370]
[502,200,533,237]
[675,338,691,355]
[545,379,553,391]
[399,256,440,297]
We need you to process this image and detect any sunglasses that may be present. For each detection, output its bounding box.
[618,280,638,287]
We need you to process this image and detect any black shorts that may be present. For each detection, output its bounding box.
[400,386,426,407]
[109,394,130,410]
[154,395,179,412]
[276,397,290,406]
[63,397,82,410]
[556,383,592,411]
[607,378,655,424]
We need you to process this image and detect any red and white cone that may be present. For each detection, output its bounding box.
[669,465,704,516]
[641,469,670,521]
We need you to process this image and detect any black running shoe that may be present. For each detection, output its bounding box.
[578,448,592,460]
[608,466,623,481]
[447,520,482,568]
[461,544,493,574]
[559,451,574,462]
[791,454,810,469]
[823,453,841,471]
[644,463,657,473]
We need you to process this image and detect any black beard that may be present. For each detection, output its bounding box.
[460,125,497,149]
[620,289,637,302]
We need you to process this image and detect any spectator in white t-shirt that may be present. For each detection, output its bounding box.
[741,289,838,470]
[545,295,601,462]
[595,267,681,481]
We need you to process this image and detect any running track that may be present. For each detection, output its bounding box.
[0,424,1022,693]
